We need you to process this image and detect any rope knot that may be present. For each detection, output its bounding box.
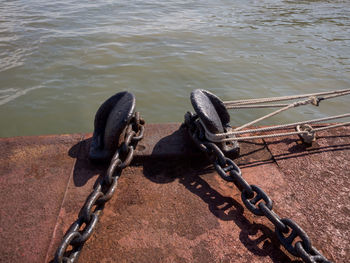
[310,96,323,106]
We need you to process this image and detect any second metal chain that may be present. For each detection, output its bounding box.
[184,112,332,263]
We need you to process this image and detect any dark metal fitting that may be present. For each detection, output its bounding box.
[190,89,240,158]
[296,124,316,144]
[89,91,136,162]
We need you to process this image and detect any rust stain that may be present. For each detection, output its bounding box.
[0,124,349,262]
[0,134,83,263]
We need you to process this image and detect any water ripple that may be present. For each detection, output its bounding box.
[0,0,349,136]
[0,85,44,106]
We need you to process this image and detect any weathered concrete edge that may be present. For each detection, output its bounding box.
[1,122,344,160]
[44,134,85,263]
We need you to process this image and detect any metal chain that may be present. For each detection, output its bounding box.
[54,113,145,263]
[184,112,332,263]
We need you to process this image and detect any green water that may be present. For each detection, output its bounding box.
[0,0,349,137]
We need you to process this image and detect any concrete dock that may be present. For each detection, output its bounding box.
[0,123,349,263]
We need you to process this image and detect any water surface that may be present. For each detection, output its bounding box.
[0,0,349,137]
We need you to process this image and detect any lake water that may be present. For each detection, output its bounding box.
[0,0,349,137]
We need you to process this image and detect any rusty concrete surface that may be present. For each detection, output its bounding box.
[0,124,349,263]
[263,126,350,262]
[0,134,83,263]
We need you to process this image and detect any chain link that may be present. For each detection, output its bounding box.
[54,113,144,263]
[242,184,273,216]
[184,114,332,263]
[258,202,288,233]
[275,218,312,257]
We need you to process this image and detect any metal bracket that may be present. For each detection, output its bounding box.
[296,124,316,145]
[190,89,240,157]
[89,91,135,162]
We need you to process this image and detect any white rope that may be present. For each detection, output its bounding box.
[225,91,350,109]
[204,113,350,141]
[233,97,317,131]
[224,88,350,107]
[321,90,350,100]
[205,122,350,142]
[227,103,291,109]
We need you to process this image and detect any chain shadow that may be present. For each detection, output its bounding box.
[262,137,350,162]
[236,125,350,163]
[68,137,108,187]
[142,128,302,262]
[235,140,276,168]
[143,158,300,263]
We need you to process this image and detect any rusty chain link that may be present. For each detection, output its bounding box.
[54,113,144,263]
[184,112,332,263]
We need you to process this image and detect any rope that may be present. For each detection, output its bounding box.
[227,103,291,109]
[233,97,317,131]
[204,113,350,141]
[204,121,350,142]
[226,95,349,109]
[321,90,350,100]
[224,88,350,107]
